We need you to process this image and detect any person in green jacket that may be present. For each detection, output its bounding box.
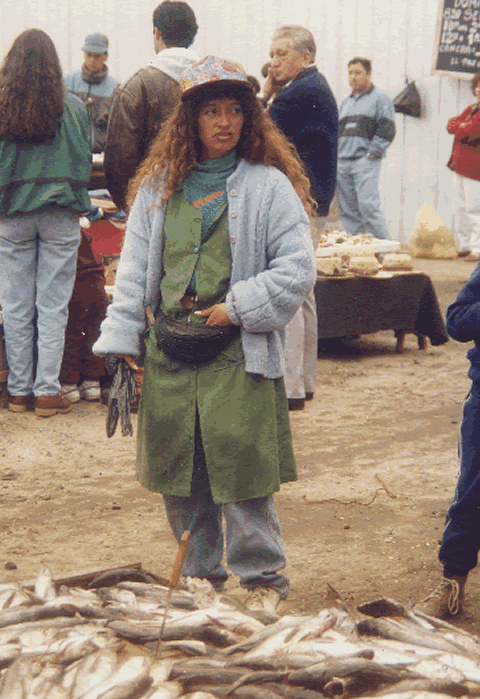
[0,29,92,417]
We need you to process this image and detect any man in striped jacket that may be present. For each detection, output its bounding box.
[337,57,395,240]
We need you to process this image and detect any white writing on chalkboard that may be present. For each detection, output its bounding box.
[453,1,480,9]
[435,0,480,73]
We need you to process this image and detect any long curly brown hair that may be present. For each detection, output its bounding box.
[127,82,316,217]
[0,29,64,142]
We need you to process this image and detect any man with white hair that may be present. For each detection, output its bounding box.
[262,25,338,410]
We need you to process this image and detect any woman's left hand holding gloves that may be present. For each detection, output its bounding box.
[104,354,143,438]
[117,355,145,395]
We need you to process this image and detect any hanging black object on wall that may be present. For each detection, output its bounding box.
[393,80,421,118]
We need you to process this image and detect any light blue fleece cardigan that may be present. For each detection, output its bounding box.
[93,159,316,379]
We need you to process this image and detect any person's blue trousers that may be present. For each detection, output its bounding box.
[162,412,289,597]
[440,381,480,577]
[336,156,391,240]
[0,211,81,396]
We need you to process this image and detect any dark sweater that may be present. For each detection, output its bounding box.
[268,66,338,215]
[446,263,480,379]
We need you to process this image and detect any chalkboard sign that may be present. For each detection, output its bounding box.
[433,0,480,76]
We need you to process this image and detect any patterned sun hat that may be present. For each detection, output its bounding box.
[181,55,253,100]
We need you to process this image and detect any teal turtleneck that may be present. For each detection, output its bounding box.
[183,151,238,240]
[182,151,238,296]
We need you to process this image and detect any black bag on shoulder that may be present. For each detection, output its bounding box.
[393,80,421,118]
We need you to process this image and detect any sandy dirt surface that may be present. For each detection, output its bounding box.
[1,256,480,634]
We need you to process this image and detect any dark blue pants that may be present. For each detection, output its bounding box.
[439,382,480,577]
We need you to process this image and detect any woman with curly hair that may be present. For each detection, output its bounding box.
[0,29,92,417]
[94,56,316,612]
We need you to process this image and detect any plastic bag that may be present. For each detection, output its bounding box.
[394,80,421,118]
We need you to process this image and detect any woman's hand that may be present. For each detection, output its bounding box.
[117,354,145,395]
[195,303,233,326]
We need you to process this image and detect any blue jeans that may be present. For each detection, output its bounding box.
[162,416,289,597]
[0,211,81,396]
[439,382,480,577]
[336,157,391,239]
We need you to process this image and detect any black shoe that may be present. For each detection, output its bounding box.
[305,392,314,401]
[288,398,305,411]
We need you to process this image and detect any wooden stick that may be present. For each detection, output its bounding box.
[20,562,143,591]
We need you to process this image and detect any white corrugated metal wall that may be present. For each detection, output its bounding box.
[0,0,475,244]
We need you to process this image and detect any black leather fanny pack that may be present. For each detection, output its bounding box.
[147,306,240,365]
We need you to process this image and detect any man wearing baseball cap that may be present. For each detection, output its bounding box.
[64,32,119,153]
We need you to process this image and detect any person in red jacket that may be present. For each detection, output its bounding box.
[447,72,480,261]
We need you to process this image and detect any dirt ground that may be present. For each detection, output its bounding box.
[1,256,480,634]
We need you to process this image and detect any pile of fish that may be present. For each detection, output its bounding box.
[2,567,480,698]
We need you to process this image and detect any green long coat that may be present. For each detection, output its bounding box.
[136,193,297,504]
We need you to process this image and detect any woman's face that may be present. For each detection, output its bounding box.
[197,98,244,160]
[475,82,480,101]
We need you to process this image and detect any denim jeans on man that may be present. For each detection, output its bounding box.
[336,156,391,239]
[0,211,81,396]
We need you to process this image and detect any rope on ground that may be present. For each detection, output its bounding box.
[301,474,397,506]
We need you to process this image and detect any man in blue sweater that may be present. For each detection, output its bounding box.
[262,25,338,411]
[337,57,395,240]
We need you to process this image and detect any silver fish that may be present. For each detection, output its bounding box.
[282,609,337,644]
[0,643,21,670]
[419,653,480,682]
[99,588,139,608]
[0,655,38,698]
[75,654,151,699]
[169,664,247,687]
[68,647,119,698]
[25,662,66,699]
[157,640,210,656]
[226,619,310,658]
[117,583,196,610]
[34,566,57,603]
[357,617,464,654]
[0,586,35,611]
[147,658,174,685]
[143,680,183,699]
[230,685,287,699]
[288,656,416,692]
[373,677,472,696]
[406,658,466,683]
[358,637,440,666]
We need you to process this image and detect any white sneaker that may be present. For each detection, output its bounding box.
[79,380,101,401]
[244,587,284,614]
[61,384,81,403]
